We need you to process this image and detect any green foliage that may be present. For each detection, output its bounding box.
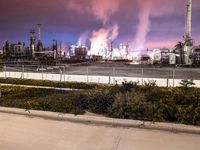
[120,81,140,92]
[179,79,195,88]
[0,78,100,90]
[87,88,115,114]
[144,80,157,87]
[0,80,200,126]
[108,92,151,120]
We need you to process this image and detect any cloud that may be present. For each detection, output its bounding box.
[65,0,119,25]
[90,0,119,25]
[132,0,185,51]
[0,0,200,50]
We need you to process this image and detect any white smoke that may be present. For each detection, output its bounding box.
[133,1,152,51]
[90,0,119,25]
[88,0,120,57]
[77,31,90,47]
[89,24,119,58]
[66,0,119,25]
[132,0,182,55]
[66,0,120,57]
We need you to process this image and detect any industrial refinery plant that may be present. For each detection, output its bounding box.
[2,0,200,66]
[3,24,65,65]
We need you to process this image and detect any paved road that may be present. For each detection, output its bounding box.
[0,112,199,150]
[4,63,200,79]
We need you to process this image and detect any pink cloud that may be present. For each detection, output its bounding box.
[146,39,180,50]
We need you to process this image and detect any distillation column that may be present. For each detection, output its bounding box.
[183,0,193,64]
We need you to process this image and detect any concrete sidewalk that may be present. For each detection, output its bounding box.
[0,107,200,135]
[0,111,200,150]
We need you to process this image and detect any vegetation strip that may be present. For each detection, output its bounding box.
[0,79,199,126]
[0,78,101,90]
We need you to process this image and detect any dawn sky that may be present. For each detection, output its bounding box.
[0,0,200,50]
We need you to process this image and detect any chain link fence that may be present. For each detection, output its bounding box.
[1,64,200,87]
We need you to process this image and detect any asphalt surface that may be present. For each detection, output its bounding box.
[3,62,200,79]
[0,112,200,150]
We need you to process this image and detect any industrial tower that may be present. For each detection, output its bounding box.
[37,24,43,53]
[30,29,36,57]
[183,0,193,64]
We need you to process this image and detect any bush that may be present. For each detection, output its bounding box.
[0,78,100,90]
[87,88,115,114]
[194,106,200,125]
[179,79,195,88]
[109,92,152,120]
[0,81,200,126]
[120,81,140,93]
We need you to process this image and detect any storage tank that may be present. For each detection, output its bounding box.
[169,53,176,65]
[75,47,87,57]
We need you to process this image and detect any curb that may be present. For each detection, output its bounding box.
[0,107,200,135]
[0,83,77,91]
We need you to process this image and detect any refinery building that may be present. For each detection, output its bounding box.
[2,0,200,66]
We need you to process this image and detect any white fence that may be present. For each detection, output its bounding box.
[1,71,200,88]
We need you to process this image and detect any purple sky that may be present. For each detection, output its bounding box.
[0,0,200,50]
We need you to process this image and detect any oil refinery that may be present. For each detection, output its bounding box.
[2,0,200,66]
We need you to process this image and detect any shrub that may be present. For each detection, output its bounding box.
[120,81,140,93]
[0,81,200,126]
[108,92,151,120]
[179,79,195,88]
[0,78,100,90]
[87,88,115,114]
[193,106,200,125]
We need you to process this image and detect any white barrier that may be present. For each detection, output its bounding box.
[1,71,200,88]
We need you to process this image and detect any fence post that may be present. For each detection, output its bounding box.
[166,78,169,87]
[63,66,66,82]
[60,68,62,82]
[22,65,24,79]
[173,68,175,87]
[113,67,116,84]
[42,65,44,80]
[141,68,144,85]
[86,67,89,83]
[4,65,6,78]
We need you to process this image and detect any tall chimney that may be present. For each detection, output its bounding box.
[185,0,192,40]
[182,0,193,65]
[37,24,41,41]
[30,29,36,57]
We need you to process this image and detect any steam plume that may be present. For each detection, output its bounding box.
[133,1,153,51]
[90,0,119,25]
[77,31,90,47]
[89,24,119,57]
[67,0,120,56]
[66,0,119,25]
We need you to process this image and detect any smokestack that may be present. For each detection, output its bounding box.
[185,0,192,40]
[37,24,41,41]
[182,0,193,65]
[30,29,36,57]
[36,24,43,53]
